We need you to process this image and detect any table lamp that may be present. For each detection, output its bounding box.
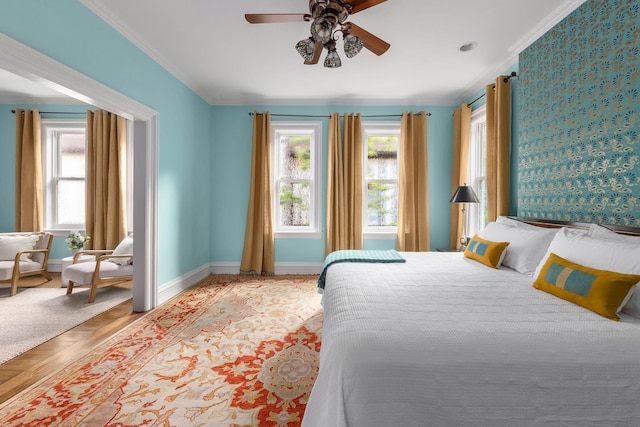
[450,184,479,250]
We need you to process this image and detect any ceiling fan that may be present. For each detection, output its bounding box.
[245,0,390,68]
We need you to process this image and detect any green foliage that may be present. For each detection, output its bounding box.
[367,182,396,226]
[368,136,398,157]
[279,182,310,226]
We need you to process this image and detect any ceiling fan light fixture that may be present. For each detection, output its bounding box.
[324,48,341,68]
[295,37,316,62]
[311,16,336,43]
[343,33,363,58]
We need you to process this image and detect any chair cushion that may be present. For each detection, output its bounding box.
[0,235,39,261]
[111,236,133,265]
[65,261,133,285]
[0,260,42,280]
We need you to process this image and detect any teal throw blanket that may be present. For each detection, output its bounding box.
[318,249,406,290]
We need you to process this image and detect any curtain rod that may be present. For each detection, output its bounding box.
[467,72,518,107]
[11,109,85,115]
[248,112,431,118]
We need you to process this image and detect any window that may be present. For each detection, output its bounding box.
[467,106,488,237]
[362,122,400,238]
[271,122,322,238]
[42,120,87,231]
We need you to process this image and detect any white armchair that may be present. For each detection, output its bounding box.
[0,232,53,296]
[65,235,133,303]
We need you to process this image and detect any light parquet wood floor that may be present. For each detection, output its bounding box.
[0,273,144,405]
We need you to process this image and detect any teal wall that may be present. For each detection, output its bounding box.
[210,105,455,263]
[517,0,639,226]
[0,1,213,286]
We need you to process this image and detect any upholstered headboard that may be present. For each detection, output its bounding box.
[508,217,640,237]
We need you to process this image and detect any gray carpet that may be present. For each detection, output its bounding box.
[0,286,132,364]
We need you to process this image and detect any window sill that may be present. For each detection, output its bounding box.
[274,232,322,240]
[363,231,397,240]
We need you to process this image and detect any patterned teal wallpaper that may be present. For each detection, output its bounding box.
[517,0,639,226]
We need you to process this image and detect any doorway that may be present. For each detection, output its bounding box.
[0,32,158,311]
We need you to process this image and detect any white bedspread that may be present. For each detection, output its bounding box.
[302,252,640,427]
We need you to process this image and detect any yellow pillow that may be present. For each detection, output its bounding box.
[463,235,510,268]
[533,253,640,321]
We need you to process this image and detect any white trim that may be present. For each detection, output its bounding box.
[271,121,322,237]
[80,0,205,104]
[455,0,585,105]
[362,121,401,234]
[0,32,159,312]
[510,0,587,54]
[41,119,87,231]
[157,263,211,306]
[1,95,84,105]
[363,231,396,240]
[210,262,324,276]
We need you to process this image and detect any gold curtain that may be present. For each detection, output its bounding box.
[397,111,429,251]
[240,111,275,275]
[86,110,128,250]
[450,103,472,249]
[326,113,344,254]
[486,77,511,222]
[325,113,362,255]
[14,108,43,232]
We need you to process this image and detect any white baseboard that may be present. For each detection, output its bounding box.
[48,260,63,273]
[47,260,323,307]
[157,263,211,306]
[210,262,323,275]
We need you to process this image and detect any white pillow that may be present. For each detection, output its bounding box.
[0,235,39,261]
[479,222,557,276]
[497,216,592,235]
[533,227,640,318]
[496,216,542,230]
[590,224,640,244]
[111,236,133,265]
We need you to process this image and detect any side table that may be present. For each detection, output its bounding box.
[60,255,95,287]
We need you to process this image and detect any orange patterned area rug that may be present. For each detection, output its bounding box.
[0,275,323,427]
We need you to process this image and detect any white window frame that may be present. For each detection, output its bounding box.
[467,105,487,237]
[271,121,322,239]
[362,121,400,240]
[42,119,87,234]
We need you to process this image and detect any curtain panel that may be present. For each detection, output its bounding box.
[450,103,472,249]
[397,111,430,252]
[240,111,275,275]
[86,110,128,250]
[486,77,511,221]
[325,113,363,255]
[14,108,44,232]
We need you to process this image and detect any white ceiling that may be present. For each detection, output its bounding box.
[2,0,585,106]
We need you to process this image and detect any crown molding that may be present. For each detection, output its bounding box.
[510,0,586,54]
[80,0,205,104]
[454,54,519,105]
[456,0,585,105]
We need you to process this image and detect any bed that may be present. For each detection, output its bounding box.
[302,218,640,427]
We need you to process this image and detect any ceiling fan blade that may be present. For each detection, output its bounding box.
[347,22,390,56]
[245,13,310,24]
[304,42,323,65]
[348,0,387,14]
